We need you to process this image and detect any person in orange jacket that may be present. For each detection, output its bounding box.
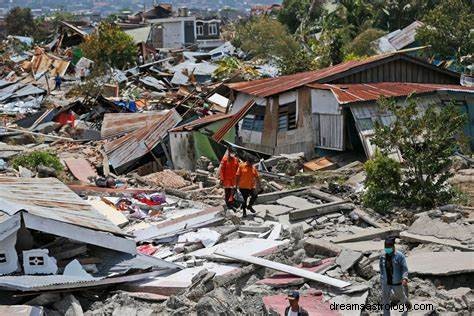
[219,146,239,210]
[235,156,259,217]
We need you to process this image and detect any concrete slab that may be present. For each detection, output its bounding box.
[304,238,342,257]
[276,196,315,209]
[336,248,363,271]
[256,258,335,288]
[400,231,472,251]
[338,240,385,253]
[127,262,238,296]
[263,291,339,315]
[329,227,401,243]
[253,204,293,216]
[407,252,474,276]
[408,214,474,242]
[186,237,287,261]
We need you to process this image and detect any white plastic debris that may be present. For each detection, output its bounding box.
[178,228,221,248]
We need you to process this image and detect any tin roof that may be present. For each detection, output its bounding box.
[104,108,182,173]
[0,177,124,235]
[227,52,458,98]
[306,82,474,104]
[101,111,169,139]
[213,99,255,142]
[169,113,232,132]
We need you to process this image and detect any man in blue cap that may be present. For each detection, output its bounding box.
[379,237,410,315]
[284,291,309,316]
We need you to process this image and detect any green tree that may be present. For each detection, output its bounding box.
[344,28,386,57]
[278,0,324,34]
[5,7,35,36]
[416,0,473,60]
[277,47,318,75]
[80,22,137,69]
[233,16,299,60]
[372,97,467,208]
[213,57,260,80]
[363,151,401,212]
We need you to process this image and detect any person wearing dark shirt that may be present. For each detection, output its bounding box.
[379,237,410,315]
[284,291,309,316]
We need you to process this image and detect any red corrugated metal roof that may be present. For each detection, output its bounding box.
[306,82,474,104]
[104,109,182,173]
[212,99,256,142]
[169,113,232,132]
[227,53,399,97]
[227,52,459,98]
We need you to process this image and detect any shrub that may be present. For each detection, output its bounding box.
[11,151,63,172]
[363,151,401,213]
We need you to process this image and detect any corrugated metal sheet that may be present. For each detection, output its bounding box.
[227,53,400,97]
[307,83,474,104]
[318,114,344,150]
[169,113,232,132]
[124,26,152,44]
[0,177,124,235]
[101,111,169,139]
[390,21,424,50]
[104,109,182,173]
[212,99,255,142]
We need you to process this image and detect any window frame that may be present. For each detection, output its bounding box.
[208,23,218,36]
[196,23,204,36]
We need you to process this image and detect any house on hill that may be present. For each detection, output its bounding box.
[226,52,474,159]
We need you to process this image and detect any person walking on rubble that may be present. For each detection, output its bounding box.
[235,156,259,217]
[219,146,239,210]
[285,291,309,316]
[380,237,410,316]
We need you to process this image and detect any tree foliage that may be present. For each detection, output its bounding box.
[344,28,386,58]
[372,97,467,208]
[233,16,299,60]
[213,57,260,81]
[278,0,324,34]
[416,0,473,59]
[80,22,137,70]
[276,47,318,75]
[363,151,401,213]
[5,7,35,36]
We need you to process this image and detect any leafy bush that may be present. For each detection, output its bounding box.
[363,151,401,213]
[11,151,63,172]
[372,97,467,208]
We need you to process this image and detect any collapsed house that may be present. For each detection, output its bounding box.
[0,177,180,292]
[227,51,474,158]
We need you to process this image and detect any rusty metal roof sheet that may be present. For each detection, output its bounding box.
[169,113,232,132]
[227,52,458,98]
[101,111,169,139]
[104,108,182,173]
[213,99,255,142]
[0,177,124,235]
[306,82,474,104]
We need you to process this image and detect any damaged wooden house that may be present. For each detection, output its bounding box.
[226,51,474,159]
[0,177,180,292]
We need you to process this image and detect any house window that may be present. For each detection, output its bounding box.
[209,23,218,36]
[278,102,297,131]
[196,24,204,36]
[242,114,264,132]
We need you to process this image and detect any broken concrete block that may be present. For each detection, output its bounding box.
[276,196,314,209]
[304,238,342,257]
[335,248,362,272]
[19,166,34,178]
[0,233,19,275]
[337,215,346,224]
[329,227,401,244]
[354,257,376,279]
[442,212,462,223]
[23,249,58,275]
[407,252,474,276]
[53,294,83,316]
[316,216,329,225]
[302,258,322,268]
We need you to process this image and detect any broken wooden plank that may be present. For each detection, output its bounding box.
[289,200,352,221]
[400,231,473,251]
[63,158,98,184]
[329,227,401,244]
[215,250,350,288]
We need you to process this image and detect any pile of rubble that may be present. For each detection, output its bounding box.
[0,19,473,316]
